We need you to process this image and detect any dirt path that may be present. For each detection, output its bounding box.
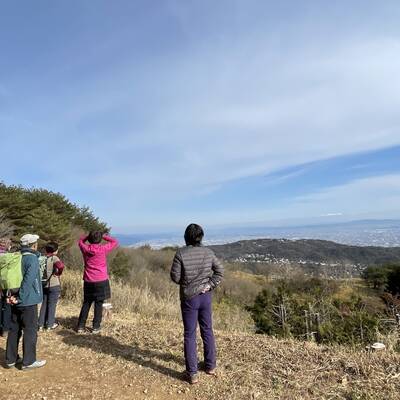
[0,308,203,400]
[1,303,400,400]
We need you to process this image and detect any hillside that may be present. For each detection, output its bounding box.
[2,301,400,400]
[210,239,400,276]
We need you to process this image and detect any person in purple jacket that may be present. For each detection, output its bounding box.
[76,231,118,334]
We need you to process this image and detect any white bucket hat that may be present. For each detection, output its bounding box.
[20,234,40,246]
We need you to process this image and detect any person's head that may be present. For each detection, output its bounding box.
[45,241,59,255]
[0,237,11,252]
[20,233,40,250]
[87,231,103,244]
[184,223,204,246]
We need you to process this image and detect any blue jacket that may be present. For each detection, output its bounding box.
[17,247,43,307]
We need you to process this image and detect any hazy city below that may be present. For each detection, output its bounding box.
[115,219,400,249]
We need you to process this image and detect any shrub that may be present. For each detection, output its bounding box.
[248,277,388,346]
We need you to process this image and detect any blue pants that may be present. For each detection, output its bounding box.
[181,291,216,376]
[6,305,38,366]
[38,285,61,328]
[0,295,11,333]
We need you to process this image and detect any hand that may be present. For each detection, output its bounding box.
[6,295,18,305]
[201,285,211,294]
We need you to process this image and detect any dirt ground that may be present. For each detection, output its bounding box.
[1,302,400,400]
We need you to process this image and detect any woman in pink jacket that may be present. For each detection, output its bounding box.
[76,231,118,334]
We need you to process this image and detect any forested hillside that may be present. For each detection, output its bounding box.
[0,182,108,250]
[210,238,400,276]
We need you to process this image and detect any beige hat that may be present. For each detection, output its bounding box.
[20,234,40,246]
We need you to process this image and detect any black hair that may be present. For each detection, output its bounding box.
[45,241,59,253]
[88,231,103,244]
[184,223,204,246]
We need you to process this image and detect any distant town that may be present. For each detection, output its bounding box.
[116,219,400,249]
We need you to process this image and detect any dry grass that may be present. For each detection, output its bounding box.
[46,261,400,399]
[2,302,400,400]
[61,270,254,333]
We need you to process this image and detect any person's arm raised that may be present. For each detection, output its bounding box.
[78,236,90,252]
[102,235,119,253]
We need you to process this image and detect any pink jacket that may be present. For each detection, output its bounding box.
[78,235,119,282]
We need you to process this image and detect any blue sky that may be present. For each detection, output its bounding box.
[1,1,400,232]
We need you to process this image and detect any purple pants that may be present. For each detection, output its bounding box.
[181,291,216,376]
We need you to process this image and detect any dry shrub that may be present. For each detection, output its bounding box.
[61,270,180,320]
[61,246,256,333]
[61,269,254,333]
[376,329,400,352]
[213,301,255,333]
[121,246,175,273]
[216,269,266,305]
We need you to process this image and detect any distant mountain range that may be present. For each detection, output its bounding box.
[115,219,400,248]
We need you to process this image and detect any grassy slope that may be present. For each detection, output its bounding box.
[1,301,400,400]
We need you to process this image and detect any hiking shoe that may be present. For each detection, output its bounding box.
[45,323,59,331]
[22,360,46,370]
[205,368,217,377]
[186,373,199,385]
[5,356,22,368]
[205,368,217,376]
[76,327,85,333]
[91,327,101,334]
[38,326,44,332]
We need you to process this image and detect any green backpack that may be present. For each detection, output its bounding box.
[0,252,23,291]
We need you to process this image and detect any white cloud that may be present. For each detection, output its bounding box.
[2,6,400,228]
[68,36,400,197]
[289,174,400,219]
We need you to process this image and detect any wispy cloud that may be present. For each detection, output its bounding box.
[291,174,400,219]
[1,2,400,228]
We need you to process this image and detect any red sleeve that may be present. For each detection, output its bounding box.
[53,260,65,276]
[102,235,119,253]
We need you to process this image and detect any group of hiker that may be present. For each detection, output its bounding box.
[0,223,224,384]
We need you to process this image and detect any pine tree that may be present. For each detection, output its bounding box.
[0,182,108,249]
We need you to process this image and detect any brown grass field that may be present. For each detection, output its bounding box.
[1,272,400,399]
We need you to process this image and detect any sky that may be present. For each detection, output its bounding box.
[1,1,400,233]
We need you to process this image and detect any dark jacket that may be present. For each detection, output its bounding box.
[17,247,43,307]
[170,245,224,300]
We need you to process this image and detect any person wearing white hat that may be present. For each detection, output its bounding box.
[5,233,46,370]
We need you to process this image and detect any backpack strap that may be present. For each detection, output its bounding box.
[44,256,55,287]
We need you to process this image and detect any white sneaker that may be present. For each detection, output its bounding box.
[22,360,47,370]
[45,323,59,330]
